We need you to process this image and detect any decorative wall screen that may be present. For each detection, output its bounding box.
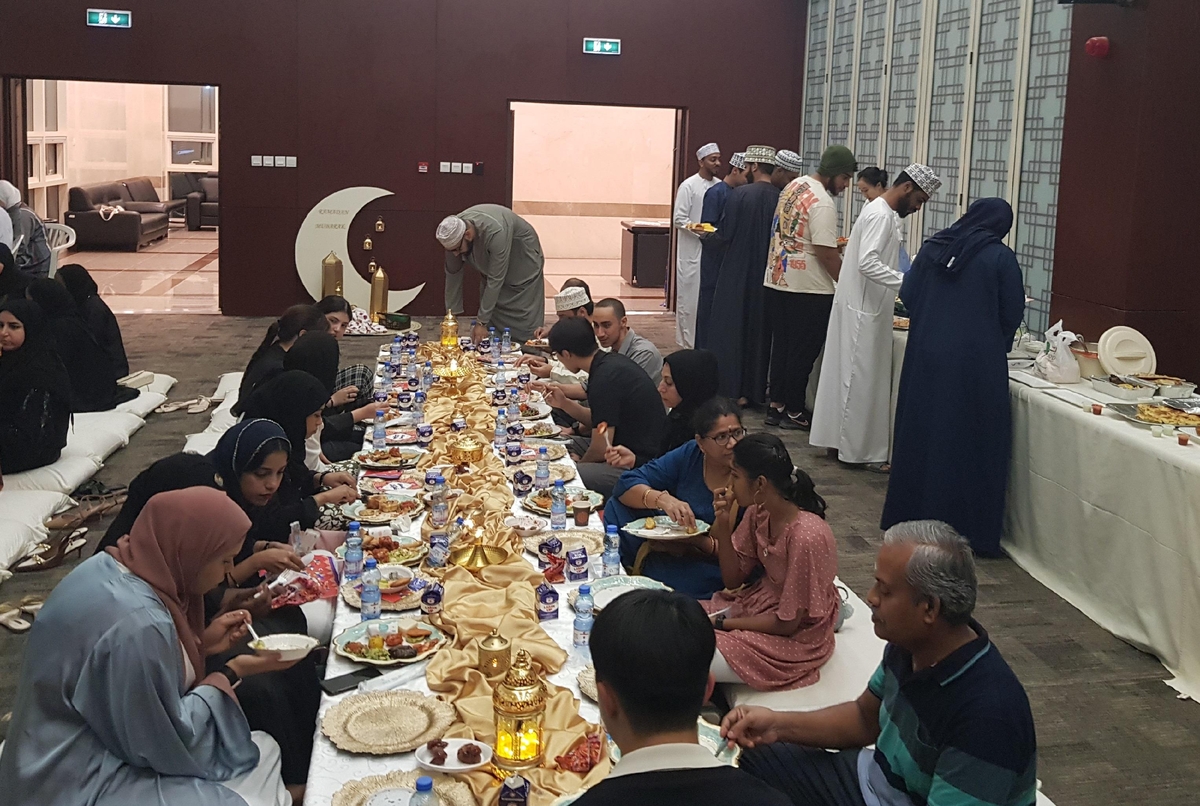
[798,0,1072,334]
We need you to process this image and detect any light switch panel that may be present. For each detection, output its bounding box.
[263,156,275,167]
[451,163,463,174]
[440,162,451,173]
[275,157,287,168]
[285,156,297,168]
[251,155,263,166]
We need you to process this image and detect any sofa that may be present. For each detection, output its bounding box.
[65,180,170,251]
[124,177,187,218]
[170,172,220,231]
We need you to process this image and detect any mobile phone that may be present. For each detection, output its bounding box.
[320,666,382,695]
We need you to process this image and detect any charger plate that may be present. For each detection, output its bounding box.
[322,690,456,755]
[522,529,603,558]
[334,771,474,806]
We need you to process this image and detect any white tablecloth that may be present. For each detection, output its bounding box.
[1002,379,1200,700]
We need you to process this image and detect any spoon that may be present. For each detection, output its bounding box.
[245,619,264,649]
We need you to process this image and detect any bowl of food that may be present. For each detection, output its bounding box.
[251,633,319,662]
[505,514,548,537]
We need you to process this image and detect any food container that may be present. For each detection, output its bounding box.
[1089,376,1151,401]
[1136,377,1199,399]
[449,435,487,464]
[251,633,319,662]
[1070,342,1104,380]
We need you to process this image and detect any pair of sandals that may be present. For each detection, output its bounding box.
[155,396,213,415]
[11,488,129,574]
[0,596,46,633]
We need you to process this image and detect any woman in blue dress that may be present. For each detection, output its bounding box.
[603,397,745,598]
[0,487,299,805]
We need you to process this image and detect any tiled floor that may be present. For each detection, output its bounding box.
[65,227,220,314]
[544,258,664,315]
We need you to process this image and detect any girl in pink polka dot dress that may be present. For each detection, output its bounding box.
[701,434,839,691]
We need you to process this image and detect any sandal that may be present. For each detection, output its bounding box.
[858,462,891,474]
[18,596,45,618]
[155,398,199,414]
[187,396,212,414]
[44,492,127,530]
[0,603,32,633]
[14,527,88,573]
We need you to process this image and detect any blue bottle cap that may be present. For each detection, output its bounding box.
[606,524,618,533]
[416,776,433,792]
[364,557,377,569]
[349,521,360,530]
[539,446,548,455]
[435,475,445,484]
[579,584,591,595]
[554,479,565,488]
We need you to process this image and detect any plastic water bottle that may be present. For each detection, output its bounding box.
[381,359,394,387]
[602,524,621,577]
[494,412,508,451]
[423,361,434,391]
[372,409,387,450]
[494,360,506,388]
[411,776,438,806]
[390,335,402,365]
[573,584,594,648]
[397,351,408,380]
[502,327,512,353]
[430,475,449,528]
[550,479,567,530]
[604,524,620,552]
[373,376,386,405]
[344,525,364,581]
[360,557,382,621]
[413,390,426,421]
[489,327,500,361]
[535,447,551,491]
[506,389,520,422]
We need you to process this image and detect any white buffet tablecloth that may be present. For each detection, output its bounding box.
[1002,378,1200,701]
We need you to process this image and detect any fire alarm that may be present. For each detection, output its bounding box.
[418,162,429,173]
[1085,36,1111,59]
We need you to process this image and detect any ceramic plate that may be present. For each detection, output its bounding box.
[519,402,553,421]
[522,421,563,439]
[623,515,711,541]
[333,618,446,667]
[340,578,425,612]
[523,486,603,516]
[505,515,548,536]
[607,718,739,767]
[567,575,671,612]
[343,496,423,525]
[505,461,575,483]
[336,535,426,566]
[414,739,494,773]
[358,474,425,496]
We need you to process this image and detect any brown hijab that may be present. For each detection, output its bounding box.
[105,487,251,683]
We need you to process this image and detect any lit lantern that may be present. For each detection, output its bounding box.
[375,216,386,232]
[441,309,460,347]
[478,628,512,676]
[321,251,343,299]
[493,649,547,770]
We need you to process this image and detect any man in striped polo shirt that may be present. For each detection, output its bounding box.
[723,520,1037,806]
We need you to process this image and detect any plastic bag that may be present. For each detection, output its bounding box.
[1034,321,1080,384]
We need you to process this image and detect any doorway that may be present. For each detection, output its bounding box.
[5,78,220,313]
[509,101,677,317]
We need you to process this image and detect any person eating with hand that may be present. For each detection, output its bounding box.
[723,520,1038,806]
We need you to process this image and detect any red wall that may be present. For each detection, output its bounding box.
[0,1,805,316]
[1052,0,1200,380]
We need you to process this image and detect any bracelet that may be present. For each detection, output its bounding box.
[218,664,242,689]
[317,472,328,488]
[709,536,718,555]
[642,488,659,509]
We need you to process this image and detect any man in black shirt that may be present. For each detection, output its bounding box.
[545,317,665,497]
[572,589,791,806]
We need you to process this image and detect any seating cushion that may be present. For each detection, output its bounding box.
[1,455,101,496]
[724,583,885,712]
[214,372,243,400]
[198,176,220,203]
[184,431,221,456]
[0,490,74,569]
[64,411,145,462]
[147,373,177,396]
[116,389,168,418]
[124,177,160,203]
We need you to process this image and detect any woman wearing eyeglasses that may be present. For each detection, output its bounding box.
[602,397,746,598]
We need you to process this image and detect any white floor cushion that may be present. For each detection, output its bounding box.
[116,388,168,418]
[0,490,74,569]
[214,372,243,400]
[2,454,101,495]
[64,411,145,462]
[724,583,885,711]
[147,373,177,396]
[184,431,222,456]
[208,392,240,433]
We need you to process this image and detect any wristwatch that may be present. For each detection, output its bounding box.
[714,614,727,631]
[217,664,242,689]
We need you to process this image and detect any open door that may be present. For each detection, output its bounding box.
[0,78,28,193]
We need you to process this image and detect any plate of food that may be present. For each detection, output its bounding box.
[1109,402,1200,428]
[567,575,671,613]
[354,447,423,469]
[416,738,493,773]
[505,461,575,484]
[337,534,428,567]
[523,440,568,461]
[686,222,717,234]
[1132,374,1197,398]
[333,618,446,666]
[385,428,419,445]
[893,316,910,331]
[519,401,553,421]
[358,473,425,496]
[477,350,523,366]
[522,529,602,558]
[420,487,464,505]
[523,421,563,439]
[622,515,710,541]
[525,338,550,349]
[505,514,548,536]
[343,495,423,525]
[523,486,603,516]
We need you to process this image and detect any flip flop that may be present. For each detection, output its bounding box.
[18,596,45,617]
[0,604,32,633]
[155,398,199,414]
[187,396,213,414]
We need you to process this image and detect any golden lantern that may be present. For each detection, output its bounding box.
[441,309,460,347]
[369,262,389,322]
[321,252,343,299]
[375,216,386,232]
[363,236,374,251]
[492,649,547,770]
[478,628,512,676]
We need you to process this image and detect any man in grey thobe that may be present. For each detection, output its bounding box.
[437,204,545,342]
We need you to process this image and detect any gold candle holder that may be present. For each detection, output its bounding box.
[369,262,388,322]
[441,309,460,347]
[478,628,512,676]
[321,252,343,299]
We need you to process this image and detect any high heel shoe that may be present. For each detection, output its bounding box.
[44,491,128,531]
[14,527,88,573]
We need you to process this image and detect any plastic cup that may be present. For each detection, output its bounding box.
[572,504,590,527]
[1091,403,1103,416]
[1179,433,1191,447]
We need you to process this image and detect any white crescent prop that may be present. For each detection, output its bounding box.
[294,186,425,312]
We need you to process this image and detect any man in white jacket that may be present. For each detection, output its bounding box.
[672,143,722,348]
[809,164,940,472]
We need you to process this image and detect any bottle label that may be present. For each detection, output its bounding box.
[573,626,590,646]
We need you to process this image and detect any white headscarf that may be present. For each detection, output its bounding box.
[0,180,20,211]
[436,216,467,249]
[0,205,12,249]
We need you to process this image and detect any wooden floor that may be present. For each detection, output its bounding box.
[1,313,1198,805]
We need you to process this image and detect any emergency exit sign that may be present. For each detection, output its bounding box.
[583,38,621,56]
[87,9,132,28]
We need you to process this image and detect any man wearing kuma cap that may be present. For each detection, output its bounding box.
[811,163,940,472]
[437,204,545,343]
[671,142,723,348]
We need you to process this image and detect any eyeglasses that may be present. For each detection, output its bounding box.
[705,427,746,446]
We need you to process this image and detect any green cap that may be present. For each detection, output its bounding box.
[818,145,858,177]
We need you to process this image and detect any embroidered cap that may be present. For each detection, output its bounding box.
[436,216,467,249]
[554,286,591,313]
[903,163,942,195]
[696,143,720,160]
[775,150,804,172]
[729,152,747,170]
[744,145,777,166]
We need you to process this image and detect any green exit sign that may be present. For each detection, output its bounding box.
[87,9,132,28]
[583,38,621,56]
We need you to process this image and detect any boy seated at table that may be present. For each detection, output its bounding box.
[571,589,791,806]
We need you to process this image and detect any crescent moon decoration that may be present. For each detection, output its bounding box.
[294,186,425,312]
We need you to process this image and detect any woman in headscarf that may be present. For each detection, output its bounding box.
[0,299,72,479]
[316,294,376,422]
[26,277,137,412]
[0,243,30,304]
[0,487,296,806]
[280,330,376,462]
[0,180,50,278]
[881,198,1025,557]
[237,304,330,403]
[602,348,720,470]
[56,263,129,377]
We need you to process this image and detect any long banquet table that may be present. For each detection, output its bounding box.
[304,343,607,805]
